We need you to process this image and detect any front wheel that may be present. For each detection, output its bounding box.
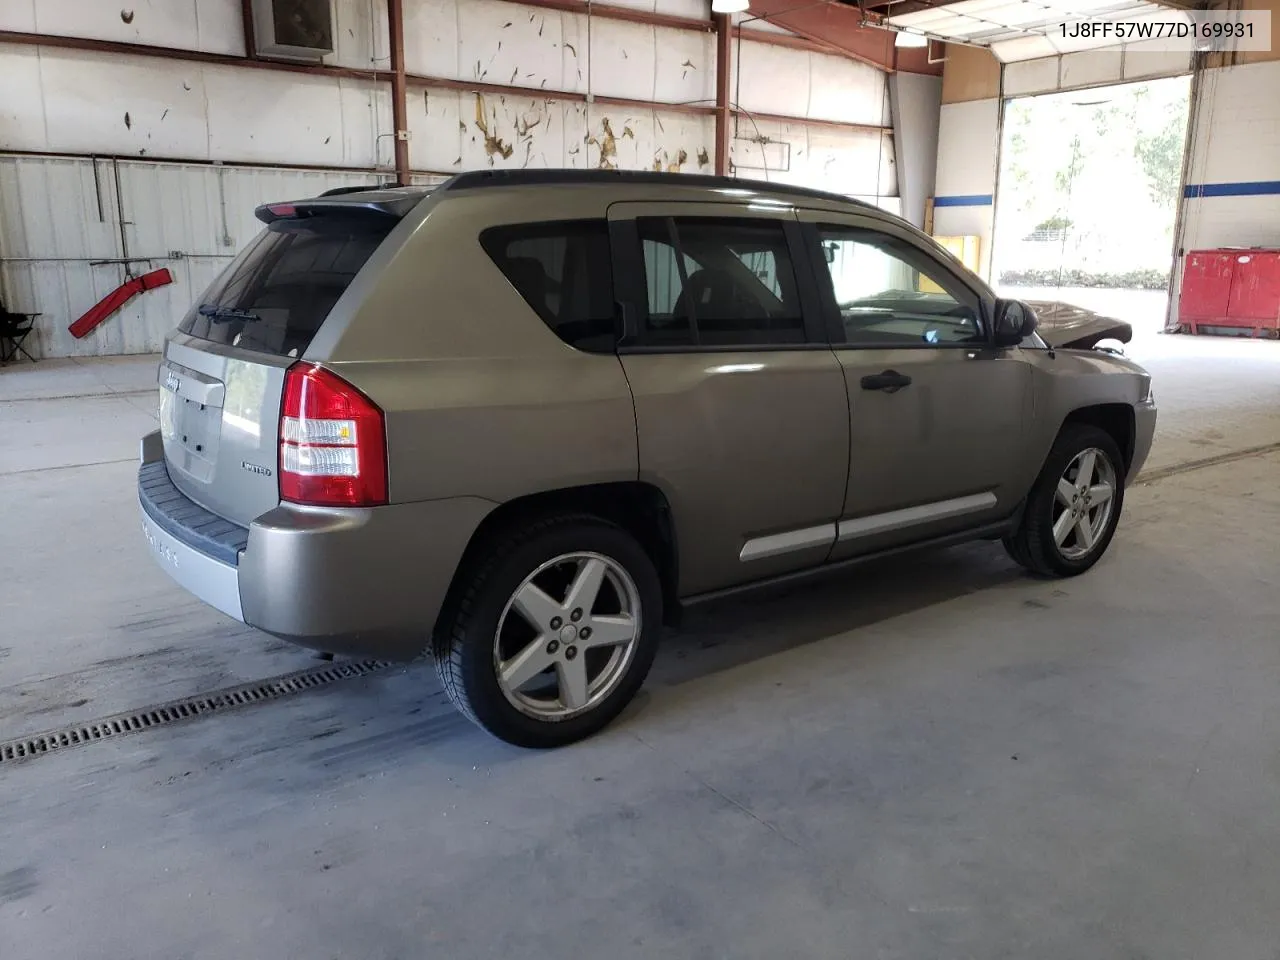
[433,515,662,748]
[1004,424,1126,577]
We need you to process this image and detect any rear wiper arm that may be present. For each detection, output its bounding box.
[198,304,262,324]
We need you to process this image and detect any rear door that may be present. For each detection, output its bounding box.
[608,201,849,595]
[797,212,1032,560]
[160,206,397,526]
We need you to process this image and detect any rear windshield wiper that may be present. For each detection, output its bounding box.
[198,304,262,324]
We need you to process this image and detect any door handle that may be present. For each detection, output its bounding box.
[860,370,912,393]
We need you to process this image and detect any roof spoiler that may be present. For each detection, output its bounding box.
[254,194,424,224]
[318,184,395,197]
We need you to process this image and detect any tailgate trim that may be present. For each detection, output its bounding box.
[140,509,244,622]
[158,360,226,407]
[138,461,249,566]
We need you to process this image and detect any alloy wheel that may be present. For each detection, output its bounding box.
[1051,447,1117,561]
[493,552,643,720]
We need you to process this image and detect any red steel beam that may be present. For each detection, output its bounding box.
[714,14,732,175]
[493,0,899,65]
[407,73,888,135]
[405,72,717,117]
[738,0,941,75]
[0,30,890,155]
[501,0,712,33]
[737,109,886,135]
[387,0,411,185]
[239,0,256,57]
[0,30,392,81]
[0,147,456,180]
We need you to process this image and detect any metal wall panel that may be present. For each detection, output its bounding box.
[0,0,243,55]
[0,155,375,358]
[2,0,898,357]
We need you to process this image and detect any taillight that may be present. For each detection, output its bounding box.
[279,363,387,507]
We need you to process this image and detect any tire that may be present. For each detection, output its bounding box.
[1004,424,1126,578]
[433,514,663,748]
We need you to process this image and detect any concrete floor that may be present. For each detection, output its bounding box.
[2,333,1279,959]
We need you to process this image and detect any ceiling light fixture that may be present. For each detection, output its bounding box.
[711,0,750,14]
[894,30,929,48]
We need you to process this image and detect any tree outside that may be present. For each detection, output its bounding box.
[993,76,1191,291]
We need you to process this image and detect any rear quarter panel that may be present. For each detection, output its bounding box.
[305,188,640,506]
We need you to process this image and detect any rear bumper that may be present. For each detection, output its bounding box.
[1129,398,1157,484]
[138,430,494,661]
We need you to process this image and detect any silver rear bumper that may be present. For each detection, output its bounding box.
[137,430,494,661]
[140,509,244,620]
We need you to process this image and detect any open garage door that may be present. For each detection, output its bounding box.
[991,75,1191,337]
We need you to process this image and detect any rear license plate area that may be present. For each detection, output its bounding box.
[159,364,223,481]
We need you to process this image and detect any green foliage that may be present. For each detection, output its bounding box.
[1000,267,1170,290]
[1133,109,1188,208]
[1034,214,1074,231]
[1001,80,1187,219]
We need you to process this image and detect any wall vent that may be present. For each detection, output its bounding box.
[251,0,335,62]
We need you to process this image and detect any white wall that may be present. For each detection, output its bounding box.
[932,97,999,280]
[0,155,379,358]
[1169,59,1280,327]
[0,0,246,55]
[0,44,393,168]
[1180,60,1280,248]
[0,0,899,356]
[889,72,942,230]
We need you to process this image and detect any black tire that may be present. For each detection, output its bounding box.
[1001,529,1032,570]
[1004,424,1126,578]
[432,514,663,748]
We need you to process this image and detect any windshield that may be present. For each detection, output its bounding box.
[178,214,393,358]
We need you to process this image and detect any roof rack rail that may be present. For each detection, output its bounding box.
[435,168,869,207]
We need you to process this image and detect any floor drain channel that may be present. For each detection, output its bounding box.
[0,658,393,766]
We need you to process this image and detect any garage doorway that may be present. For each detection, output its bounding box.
[991,76,1192,337]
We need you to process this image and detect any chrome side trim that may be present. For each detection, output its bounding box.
[739,523,837,562]
[838,492,998,541]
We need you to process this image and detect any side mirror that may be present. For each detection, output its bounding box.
[993,298,1037,347]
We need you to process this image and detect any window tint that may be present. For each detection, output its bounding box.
[179,214,393,358]
[482,220,616,352]
[818,228,983,346]
[636,218,806,347]
[642,238,699,317]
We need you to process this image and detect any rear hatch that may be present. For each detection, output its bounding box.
[158,189,421,528]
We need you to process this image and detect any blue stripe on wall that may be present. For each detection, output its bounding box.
[933,194,994,208]
[1183,180,1280,199]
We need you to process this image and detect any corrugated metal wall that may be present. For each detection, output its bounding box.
[0,0,901,357]
[0,155,381,357]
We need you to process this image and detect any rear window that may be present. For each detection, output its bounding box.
[480,220,616,353]
[179,215,393,358]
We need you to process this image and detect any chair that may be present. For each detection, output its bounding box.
[0,299,39,363]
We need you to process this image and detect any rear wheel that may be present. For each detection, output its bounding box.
[433,516,662,748]
[1005,424,1125,577]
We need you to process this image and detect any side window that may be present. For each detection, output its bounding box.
[641,238,698,318]
[635,217,806,347]
[818,227,984,346]
[481,220,616,352]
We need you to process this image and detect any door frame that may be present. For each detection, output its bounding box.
[606,200,832,353]
[794,207,1000,349]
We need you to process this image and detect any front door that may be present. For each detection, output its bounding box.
[798,213,1033,561]
[608,201,850,595]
